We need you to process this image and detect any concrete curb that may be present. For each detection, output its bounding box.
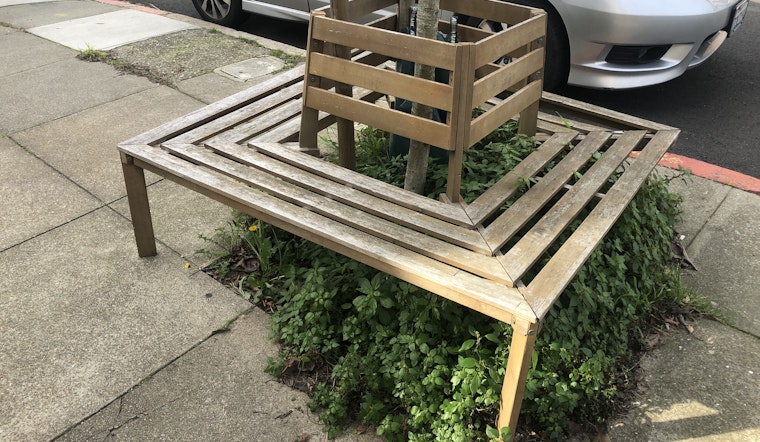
[658,152,760,195]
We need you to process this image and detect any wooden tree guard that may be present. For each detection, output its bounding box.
[118,0,678,437]
[299,0,546,203]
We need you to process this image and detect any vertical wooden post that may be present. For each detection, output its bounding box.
[517,10,546,137]
[299,12,323,157]
[498,318,539,439]
[121,153,157,257]
[397,0,413,32]
[329,0,357,170]
[446,42,474,203]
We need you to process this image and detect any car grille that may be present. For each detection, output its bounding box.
[605,45,671,65]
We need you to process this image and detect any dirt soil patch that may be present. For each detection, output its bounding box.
[106,28,273,85]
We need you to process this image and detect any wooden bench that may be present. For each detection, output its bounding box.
[118,0,678,437]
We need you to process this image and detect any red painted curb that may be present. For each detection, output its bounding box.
[656,153,760,195]
[95,0,167,15]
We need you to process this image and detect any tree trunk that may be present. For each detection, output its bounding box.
[403,0,440,195]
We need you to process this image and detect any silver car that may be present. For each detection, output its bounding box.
[191,0,749,90]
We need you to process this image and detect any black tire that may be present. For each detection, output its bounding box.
[192,0,247,27]
[464,0,570,91]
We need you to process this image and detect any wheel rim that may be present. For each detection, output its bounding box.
[200,0,231,20]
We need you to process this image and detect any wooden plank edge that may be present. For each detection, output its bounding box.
[121,66,306,146]
[540,91,677,132]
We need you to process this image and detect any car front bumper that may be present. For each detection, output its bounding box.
[555,0,745,89]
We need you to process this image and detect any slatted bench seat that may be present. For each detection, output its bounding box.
[119,0,678,437]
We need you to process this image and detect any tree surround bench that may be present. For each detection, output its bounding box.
[118,0,678,437]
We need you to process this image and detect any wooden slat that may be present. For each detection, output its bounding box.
[352,49,393,67]
[456,22,493,43]
[466,131,578,225]
[252,113,306,143]
[169,82,303,145]
[499,131,647,281]
[474,15,546,68]
[440,0,533,25]
[252,142,474,226]
[363,12,397,31]
[305,86,453,150]
[118,143,536,324]
[522,129,679,319]
[469,80,542,146]
[198,141,491,253]
[344,0,398,21]
[123,66,305,146]
[538,111,607,134]
[482,131,613,251]
[206,98,303,145]
[540,91,676,132]
[536,117,583,136]
[311,15,457,71]
[309,52,453,111]
[166,143,510,281]
[472,49,544,107]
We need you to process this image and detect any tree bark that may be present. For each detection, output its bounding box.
[403,0,440,195]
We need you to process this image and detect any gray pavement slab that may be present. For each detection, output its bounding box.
[176,72,257,104]
[0,0,121,29]
[28,8,195,50]
[682,187,760,336]
[664,171,733,249]
[0,56,153,134]
[215,56,286,83]
[608,319,760,441]
[0,28,74,77]
[0,135,101,250]
[14,85,203,203]
[56,309,383,442]
[0,207,250,441]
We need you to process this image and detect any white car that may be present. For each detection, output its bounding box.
[191,0,749,90]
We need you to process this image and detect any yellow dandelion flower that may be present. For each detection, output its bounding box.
[248,225,258,232]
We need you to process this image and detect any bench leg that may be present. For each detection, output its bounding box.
[121,154,157,257]
[498,318,538,439]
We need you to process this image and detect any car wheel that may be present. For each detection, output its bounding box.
[464,0,569,91]
[192,0,247,27]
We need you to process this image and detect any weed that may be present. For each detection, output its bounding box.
[270,49,304,72]
[76,44,108,62]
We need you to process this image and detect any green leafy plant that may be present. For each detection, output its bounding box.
[204,121,695,441]
[197,211,300,304]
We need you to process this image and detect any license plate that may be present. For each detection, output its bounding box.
[729,0,749,37]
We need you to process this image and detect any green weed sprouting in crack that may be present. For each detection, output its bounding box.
[76,44,108,62]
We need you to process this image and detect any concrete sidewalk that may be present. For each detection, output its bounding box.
[0,0,758,440]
